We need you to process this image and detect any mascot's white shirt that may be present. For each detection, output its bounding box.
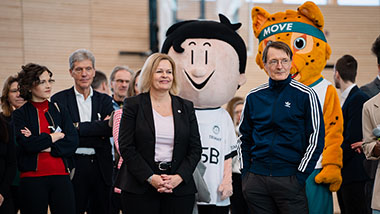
[196,108,237,206]
[310,78,330,169]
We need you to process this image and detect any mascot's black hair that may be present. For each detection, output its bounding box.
[161,14,247,74]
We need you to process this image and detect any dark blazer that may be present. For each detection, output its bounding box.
[341,86,370,184]
[51,87,114,185]
[360,77,380,98]
[12,101,79,173]
[115,92,202,195]
[0,115,16,198]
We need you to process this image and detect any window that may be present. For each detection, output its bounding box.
[337,0,379,6]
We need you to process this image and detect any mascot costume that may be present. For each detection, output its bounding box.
[161,14,247,213]
[251,1,343,213]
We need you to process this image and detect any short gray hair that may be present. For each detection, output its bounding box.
[69,49,95,70]
[110,65,134,82]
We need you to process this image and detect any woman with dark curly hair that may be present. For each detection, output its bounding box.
[13,63,78,214]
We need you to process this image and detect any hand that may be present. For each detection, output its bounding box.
[374,140,380,157]
[160,174,183,192]
[104,115,111,120]
[218,179,233,201]
[315,164,342,192]
[41,147,51,152]
[21,127,31,137]
[50,132,65,143]
[0,194,4,206]
[351,141,363,154]
[150,174,171,193]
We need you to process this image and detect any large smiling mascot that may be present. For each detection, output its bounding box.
[251,1,343,213]
[161,14,247,213]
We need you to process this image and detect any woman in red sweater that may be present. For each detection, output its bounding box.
[13,63,78,214]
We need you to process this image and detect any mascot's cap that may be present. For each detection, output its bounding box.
[161,14,247,74]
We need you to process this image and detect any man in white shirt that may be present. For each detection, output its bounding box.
[51,49,114,214]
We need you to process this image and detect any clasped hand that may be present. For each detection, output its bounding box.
[150,174,183,193]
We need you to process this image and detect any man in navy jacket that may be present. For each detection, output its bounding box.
[239,41,325,213]
[333,55,369,214]
[51,49,113,214]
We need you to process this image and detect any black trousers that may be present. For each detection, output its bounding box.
[72,155,110,214]
[337,181,367,214]
[242,172,308,214]
[198,205,230,214]
[230,173,250,214]
[19,175,75,214]
[121,187,195,214]
[0,188,14,214]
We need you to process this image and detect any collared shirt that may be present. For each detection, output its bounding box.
[377,75,380,81]
[74,87,93,122]
[74,87,95,155]
[340,84,356,107]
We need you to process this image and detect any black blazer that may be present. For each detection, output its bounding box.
[0,115,16,198]
[115,93,201,195]
[360,77,380,98]
[341,86,370,184]
[51,87,114,185]
[13,101,79,173]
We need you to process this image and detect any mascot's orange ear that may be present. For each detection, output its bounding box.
[298,1,324,30]
[251,7,270,38]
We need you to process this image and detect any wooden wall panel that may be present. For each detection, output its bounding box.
[0,0,23,84]
[0,0,378,101]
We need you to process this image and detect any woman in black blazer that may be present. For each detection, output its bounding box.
[13,63,78,214]
[116,53,202,214]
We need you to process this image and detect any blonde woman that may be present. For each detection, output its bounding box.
[116,53,201,214]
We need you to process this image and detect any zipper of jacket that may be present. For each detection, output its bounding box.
[36,108,40,171]
[269,89,281,176]
[46,110,70,174]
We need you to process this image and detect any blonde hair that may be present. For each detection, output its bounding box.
[138,53,179,95]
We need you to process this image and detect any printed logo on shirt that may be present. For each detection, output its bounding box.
[213,125,220,134]
[285,101,291,108]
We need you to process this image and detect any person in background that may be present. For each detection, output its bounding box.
[92,70,111,95]
[225,96,249,214]
[333,55,369,214]
[360,34,380,214]
[1,75,26,214]
[110,65,134,110]
[0,103,17,214]
[51,49,114,214]
[127,69,141,98]
[362,91,380,214]
[109,69,142,214]
[13,63,78,214]
[239,41,325,213]
[115,53,202,214]
[108,66,134,214]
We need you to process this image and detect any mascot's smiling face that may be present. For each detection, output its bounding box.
[252,1,331,86]
[161,14,247,108]
[168,38,241,108]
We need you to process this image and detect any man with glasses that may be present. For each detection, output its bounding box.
[239,41,325,213]
[109,66,134,110]
[51,49,114,214]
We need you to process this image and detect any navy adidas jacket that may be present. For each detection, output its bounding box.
[239,76,324,184]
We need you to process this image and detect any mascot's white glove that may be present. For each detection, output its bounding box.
[218,158,233,200]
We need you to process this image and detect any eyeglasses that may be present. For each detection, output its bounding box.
[38,79,55,86]
[72,66,94,74]
[267,59,291,67]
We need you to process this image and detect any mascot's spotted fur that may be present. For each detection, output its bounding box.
[252,2,343,213]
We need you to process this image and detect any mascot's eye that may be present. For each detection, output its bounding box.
[293,37,306,50]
